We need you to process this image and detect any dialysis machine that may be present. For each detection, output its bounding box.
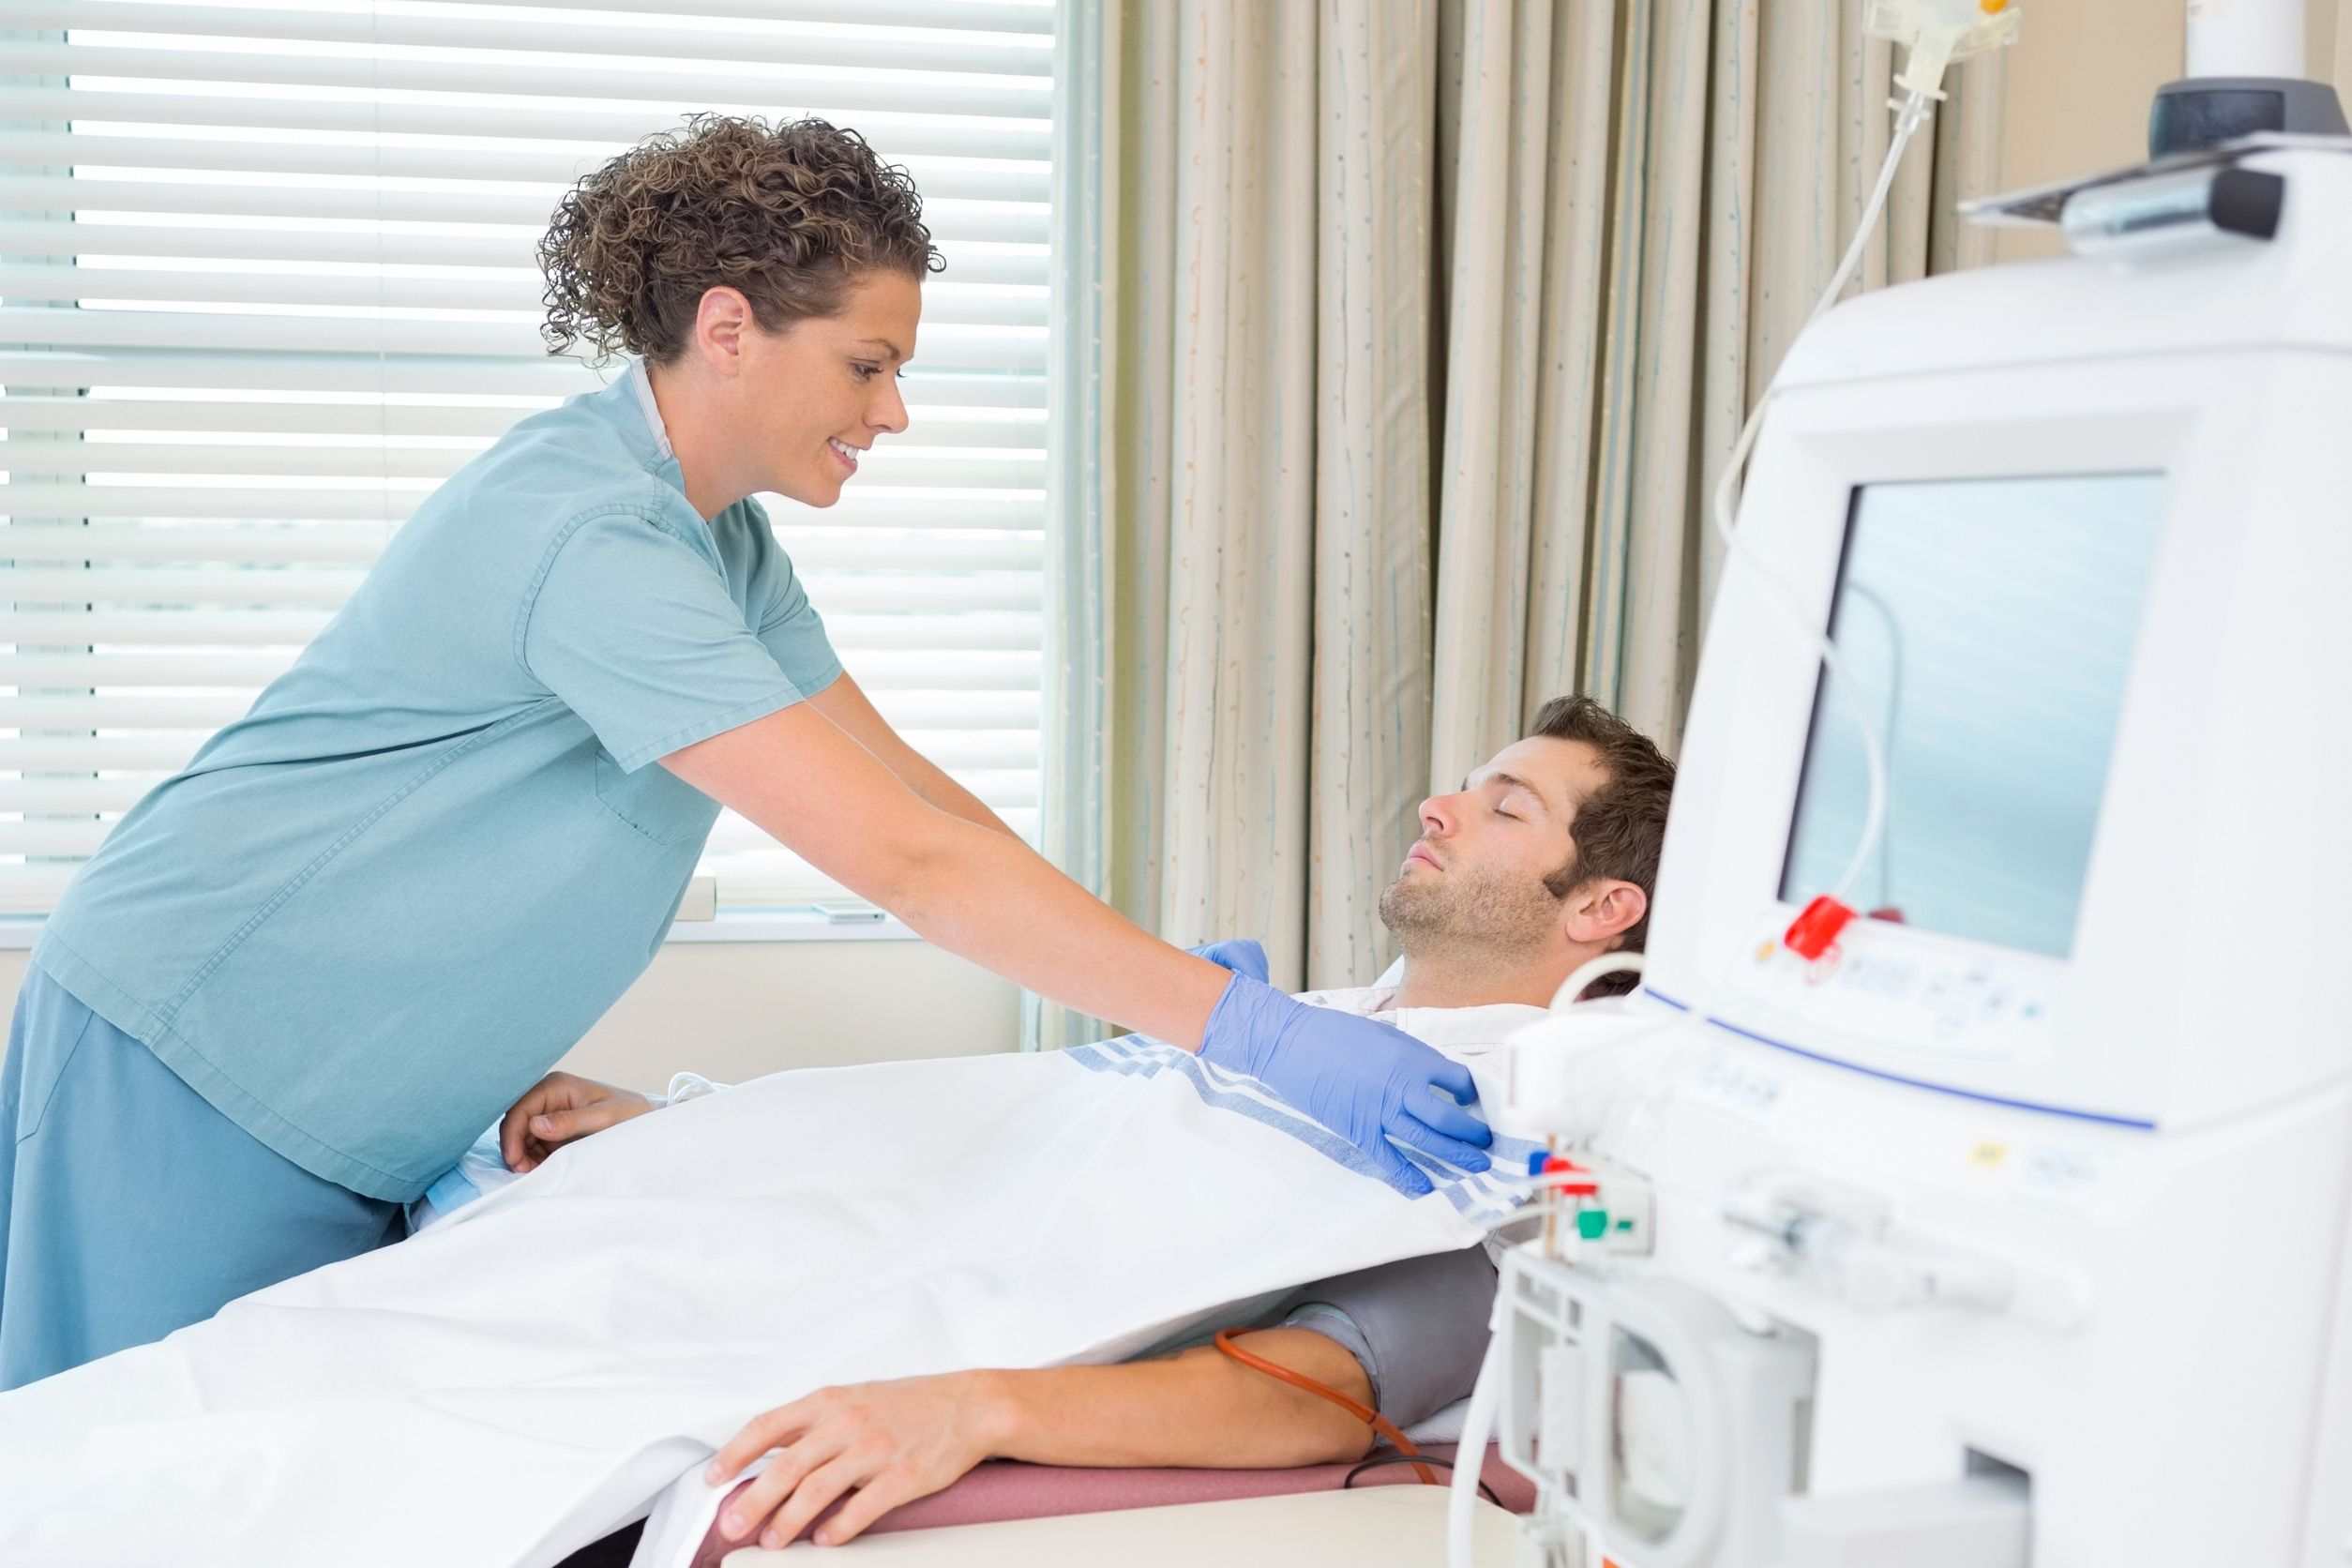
[1476,38,2352,1568]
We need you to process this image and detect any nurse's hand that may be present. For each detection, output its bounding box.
[497,1071,656,1173]
[701,1373,1003,1552]
[1197,974,1492,1195]
[1187,937,1270,983]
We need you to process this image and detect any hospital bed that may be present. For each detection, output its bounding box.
[496,953,1527,1567]
[714,1486,1517,1568]
[547,960,1536,1566]
[692,957,1523,1560]
[2,987,1542,1568]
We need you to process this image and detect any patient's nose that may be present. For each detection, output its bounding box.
[1418,793,1459,836]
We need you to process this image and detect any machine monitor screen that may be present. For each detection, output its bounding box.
[1779,475,2165,958]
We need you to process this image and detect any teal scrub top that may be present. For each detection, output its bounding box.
[36,365,842,1201]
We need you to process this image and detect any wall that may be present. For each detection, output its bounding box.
[2328,0,2352,92]
[554,936,1019,1086]
[0,935,1023,1093]
[1992,0,2185,264]
[1993,0,2352,264]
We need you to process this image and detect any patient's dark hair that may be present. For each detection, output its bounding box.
[1528,695,1676,997]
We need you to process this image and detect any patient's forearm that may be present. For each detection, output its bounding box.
[978,1330,1379,1470]
[697,1333,1382,1553]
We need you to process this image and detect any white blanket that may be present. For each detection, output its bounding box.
[0,993,1538,1568]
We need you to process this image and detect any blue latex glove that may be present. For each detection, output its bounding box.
[1198,973,1492,1196]
[1188,938,1270,984]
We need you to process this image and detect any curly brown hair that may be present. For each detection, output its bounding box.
[537,113,942,365]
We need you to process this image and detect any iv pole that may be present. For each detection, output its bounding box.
[2155,0,2348,156]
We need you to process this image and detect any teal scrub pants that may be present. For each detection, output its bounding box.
[0,962,403,1390]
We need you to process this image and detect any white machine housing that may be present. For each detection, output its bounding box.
[1515,143,2352,1566]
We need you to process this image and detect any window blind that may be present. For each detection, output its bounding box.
[0,0,1051,913]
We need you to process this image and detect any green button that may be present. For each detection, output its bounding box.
[1576,1209,1609,1241]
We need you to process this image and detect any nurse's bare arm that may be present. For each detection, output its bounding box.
[695,1331,1374,1553]
[663,701,1229,1047]
[802,672,1017,840]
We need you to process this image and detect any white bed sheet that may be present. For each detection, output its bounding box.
[0,996,1538,1568]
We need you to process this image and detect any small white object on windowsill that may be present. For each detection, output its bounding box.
[675,876,717,921]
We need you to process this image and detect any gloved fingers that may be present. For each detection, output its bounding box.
[1187,938,1271,984]
[1422,1056,1480,1105]
[1384,1112,1493,1175]
[1406,1089,1494,1149]
[1368,1140,1438,1197]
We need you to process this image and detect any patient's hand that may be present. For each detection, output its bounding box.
[497,1071,656,1173]
[701,1373,1008,1550]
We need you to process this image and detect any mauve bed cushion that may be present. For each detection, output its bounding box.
[690,1443,1536,1565]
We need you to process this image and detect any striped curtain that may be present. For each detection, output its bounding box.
[1035,0,2002,1040]
[1425,0,2004,786]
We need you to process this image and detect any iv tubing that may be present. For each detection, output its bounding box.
[1709,87,1936,904]
[1446,1334,1507,1566]
[1210,1329,1438,1485]
[1546,950,1650,1011]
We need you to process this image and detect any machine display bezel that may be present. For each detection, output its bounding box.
[1774,471,2167,964]
[1642,352,2235,1130]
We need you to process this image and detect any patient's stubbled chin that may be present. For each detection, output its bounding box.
[1380,857,1563,964]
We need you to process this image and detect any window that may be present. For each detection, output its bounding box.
[0,0,1050,913]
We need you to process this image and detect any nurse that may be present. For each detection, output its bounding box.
[0,116,1490,1390]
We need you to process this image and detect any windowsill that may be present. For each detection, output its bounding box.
[0,909,920,952]
[662,908,920,943]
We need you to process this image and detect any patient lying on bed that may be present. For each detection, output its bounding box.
[493,695,1674,1555]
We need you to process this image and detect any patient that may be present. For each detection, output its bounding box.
[516,694,1674,1556]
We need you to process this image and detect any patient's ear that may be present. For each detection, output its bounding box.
[1563,881,1646,947]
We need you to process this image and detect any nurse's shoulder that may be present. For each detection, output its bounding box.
[424,381,698,560]
[332,384,701,653]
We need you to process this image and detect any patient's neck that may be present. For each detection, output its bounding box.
[1391,946,1578,1012]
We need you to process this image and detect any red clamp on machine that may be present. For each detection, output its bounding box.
[1781,893,1859,962]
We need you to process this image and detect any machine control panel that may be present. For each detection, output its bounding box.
[1726,911,2058,1063]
